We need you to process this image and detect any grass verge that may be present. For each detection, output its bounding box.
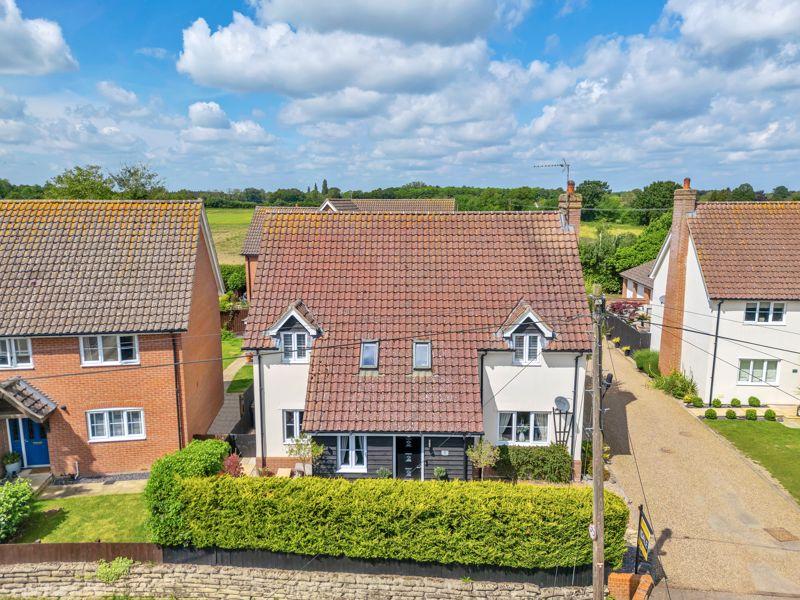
[227,364,253,394]
[221,335,243,370]
[205,208,253,265]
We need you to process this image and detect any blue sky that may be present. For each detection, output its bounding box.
[1,0,799,191]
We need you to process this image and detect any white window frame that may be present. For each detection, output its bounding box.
[360,341,379,369]
[512,334,541,365]
[737,358,779,385]
[744,301,785,324]
[283,409,304,442]
[86,408,146,442]
[80,334,139,366]
[280,332,309,364]
[497,411,550,445]
[413,341,431,370]
[337,434,367,473]
[0,337,33,369]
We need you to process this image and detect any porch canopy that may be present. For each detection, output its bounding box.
[0,378,57,423]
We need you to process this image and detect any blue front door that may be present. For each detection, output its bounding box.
[7,418,49,467]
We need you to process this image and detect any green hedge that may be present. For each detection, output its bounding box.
[152,477,628,570]
[654,370,697,399]
[632,349,660,377]
[0,479,34,542]
[145,439,230,545]
[495,444,573,483]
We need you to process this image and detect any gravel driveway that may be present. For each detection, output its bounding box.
[601,345,800,597]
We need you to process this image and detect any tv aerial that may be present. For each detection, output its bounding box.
[533,158,571,189]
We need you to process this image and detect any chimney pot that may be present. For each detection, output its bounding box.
[683,177,691,190]
[567,180,575,194]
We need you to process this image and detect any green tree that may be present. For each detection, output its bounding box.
[44,165,114,199]
[629,181,679,224]
[579,224,637,292]
[772,185,790,200]
[466,439,500,481]
[111,163,166,199]
[575,180,611,221]
[321,178,328,196]
[612,212,672,274]
[730,183,755,202]
[0,178,11,198]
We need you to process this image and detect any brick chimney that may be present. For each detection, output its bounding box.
[558,180,582,236]
[658,177,698,375]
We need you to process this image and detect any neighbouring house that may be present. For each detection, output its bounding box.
[651,179,800,407]
[243,187,590,481]
[619,259,655,304]
[241,199,457,300]
[0,200,225,476]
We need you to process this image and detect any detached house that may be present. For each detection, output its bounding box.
[651,179,800,408]
[244,188,590,480]
[241,199,457,299]
[0,200,225,476]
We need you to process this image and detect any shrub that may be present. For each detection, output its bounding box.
[221,327,237,342]
[145,439,230,546]
[704,409,717,420]
[2,451,20,465]
[220,264,247,297]
[632,349,660,377]
[748,396,761,407]
[692,397,704,408]
[465,439,500,481]
[712,398,722,408]
[221,454,243,477]
[495,444,573,483]
[95,557,134,583]
[433,466,448,481]
[654,370,697,399]
[726,409,737,420]
[730,398,741,407]
[764,409,777,421]
[375,467,392,478]
[745,409,757,421]
[156,477,629,570]
[0,479,34,541]
[683,394,694,405]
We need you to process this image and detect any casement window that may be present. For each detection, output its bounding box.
[337,434,366,472]
[737,359,779,384]
[360,341,379,369]
[744,302,785,323]
[0,338,32,369]
[413,341,431,370]
[498,411,549,444]
[80,335,138,366]
[87,409,145,442]
[283,410,304,442]
[281,332,308,363]
[512,334,540,365]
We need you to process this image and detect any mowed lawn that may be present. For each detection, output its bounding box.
[221,334,243,370]
[206,208,253,265]
[16,493,149,543]
[707,420,800,502]
[580,221,644,239]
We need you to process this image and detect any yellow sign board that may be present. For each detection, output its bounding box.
[637,509,654,563]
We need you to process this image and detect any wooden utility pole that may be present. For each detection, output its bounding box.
[591,283,605,600]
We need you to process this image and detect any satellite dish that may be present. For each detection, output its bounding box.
[554,396,570,412]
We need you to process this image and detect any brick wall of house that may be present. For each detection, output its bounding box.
[245,255,257,300]
[177,227,225,443]
[22,334,181,476]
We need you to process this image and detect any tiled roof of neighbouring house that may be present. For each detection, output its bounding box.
[0,378,57,422]
[619,259,656,289]
[241,205,319,255]
[0,199,210,336]
[688,202,800,300]
[244,212,590,434]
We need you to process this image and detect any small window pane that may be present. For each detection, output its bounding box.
[284,411,295,440]
[533,413,548,442]
[354,435,365,466]
[282,333,293,360]
[360,342,378,368]
[771,303,784,322]
[751,360,765,382]
[82,337,99,362]
[108,410,125,437]
[119,336,136,362]
[0,339,9,367]
[102,336,119,362]
[413,342,431,369]
[297,411,304,435]
[744,303,757,322]
[9,419,19,441]
[513,335,524,363]
[338,435,350,466]
[738,360,751,382]
[765,361,778,383]
[89,413,106,438]
[296,334,307,359]
[126,411,143,436]
[515,412,530,443]
[12,339,31,366]
[527,335,539,362]
[499,413,513,441]
[757,304,770,322]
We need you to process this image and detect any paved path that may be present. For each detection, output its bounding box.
[207,356,248,435]
[602,344,800,597]
[40,478,147,499]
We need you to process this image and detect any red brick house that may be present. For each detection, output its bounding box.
[0,200,225,476]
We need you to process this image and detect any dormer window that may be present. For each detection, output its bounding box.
[360,341,379,369]
[513,334,540,365]
[413,341,431,370]
[281,332,308,363]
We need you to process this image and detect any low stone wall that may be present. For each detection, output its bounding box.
[0,562,594,599]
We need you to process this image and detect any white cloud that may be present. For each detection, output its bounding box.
[0,88,25,119]
[496,0,535,29]
[177,13,487,95]
[188,101,230,128]
[182,101,275,146]
[0,0,77,75]
[280,88,388,124]
[97,81,138,107]
[252,0,496,43]
[135,46,169,59]
[558,0,587,17]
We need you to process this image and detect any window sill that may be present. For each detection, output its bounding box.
[0,365,34,371]
[336,466,367,474]
[743,322,786,326]
[281,360,310,365]
[88,435,146,444]
[736,382,778,387]
[81,361,141,368]
[512,361,542,367]
[497,440,549,446]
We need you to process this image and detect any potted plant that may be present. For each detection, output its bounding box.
[516,425,529,442]
[621,345,631,356]
[3,452,21,477]
[610,337,621,348]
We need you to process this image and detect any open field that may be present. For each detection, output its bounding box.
[579,221,644,239]
[206,208,253,265]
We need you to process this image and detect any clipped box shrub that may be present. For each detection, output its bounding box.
[0,479,34,542]
[725,409,737,420]
[654,370,697,399]
[745,409,757,421]
[495,444,573,483]
[692,397,704,408]
[155,477,628,570]
[711,398,722,408]
[145,439,230,545]
[632,349,660,377]
[764,409,777,421]
[704,408,717,420]
[730,398,741,407]
[748,396,761,407]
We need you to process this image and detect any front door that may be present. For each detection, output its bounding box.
[396,436,421,480]
[7,418,49,467]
